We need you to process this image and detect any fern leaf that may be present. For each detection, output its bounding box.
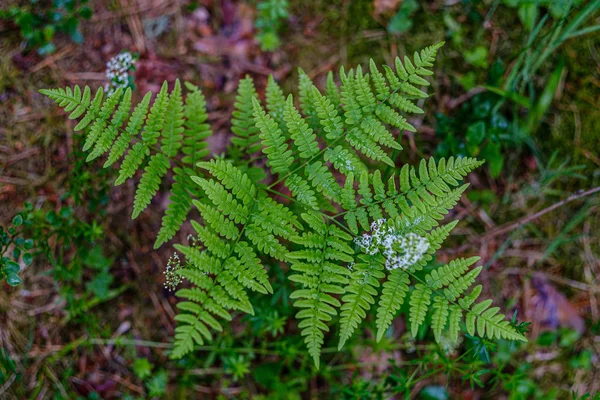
[161,79,185,157]
[285,174,319,210]
[284,95,319,159]
[132,153,170,219]
[252,97,294,174]
[141,81,170,146]
[231,76,261,153]
[87,88,132,161]
[431,297,449,342]
[325,71,341,109]
[409,284,432,338]
[374,222,458,341]
[84,87,122,152]
[289,212,352,367]
[338,253,385,349]
[265,75,287,132]
[115,142,149,185]
[104,91,151,168]
[182,82,211,166]
[154,168,193,249]
[297,68,317,121]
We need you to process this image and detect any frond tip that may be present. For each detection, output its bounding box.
[41,81,213,247]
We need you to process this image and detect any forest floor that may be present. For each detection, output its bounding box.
[1,0,600,398]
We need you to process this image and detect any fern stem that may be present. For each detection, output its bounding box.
[264,187,354,235]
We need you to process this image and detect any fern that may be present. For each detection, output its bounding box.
[41,79,212,249]
[42,41,527,366]
[288,212,352,368]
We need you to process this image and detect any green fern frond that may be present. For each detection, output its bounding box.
[170,160,302,357]
[161,79,185,158]
[182,82,212,166]
[297,68,318,123]
[252,97,294,174]
[104,91,151,168]
[284,95,320,159]
[341,157,482,235]
[266,75,288,132]
[154,169,193,249]
[132,153,170,219]
[87,88,132,161]
[42,80,212,246]
[325,71,341,109]
[231,76,261,154]
[338,253,385,349]
[374,222,458,342]
[289,212,352,368]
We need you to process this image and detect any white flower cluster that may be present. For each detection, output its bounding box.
[164,252,182,291]
[104,52,135,96]
[354,219,429,270]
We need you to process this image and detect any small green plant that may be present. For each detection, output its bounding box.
[41,41,527,368]
[435,91,508,178]
[0,0,93,55]
[1,213,33,286]
[255,0,289,51]
[386,0,419,34]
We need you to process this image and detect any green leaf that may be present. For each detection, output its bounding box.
[133,358,154,380]
[12,215,23,226]
[86,270,114,299]
[6,273,22,286]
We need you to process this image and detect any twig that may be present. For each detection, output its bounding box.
[483,186,600,239]
[0,374,16,396]
[446,87,486,110]
[30,45,76,73]
[501,268,592,292]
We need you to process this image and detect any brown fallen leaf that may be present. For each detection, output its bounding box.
[373,0,402,17]
[526,273,585,336]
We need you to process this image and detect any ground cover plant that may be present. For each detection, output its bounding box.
[1,0,600,398]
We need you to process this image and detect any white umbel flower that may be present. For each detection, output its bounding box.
[354,218,429,270]
[164,252,182,291]
[104,51,136,96]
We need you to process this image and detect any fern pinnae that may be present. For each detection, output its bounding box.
[115,82,170,186]
[153,81,198,247]
[154,169,193,249]
[231,76,261,154]
[297,68,318,124]
[87,88,132,162]
[265,75,288,132]
[161,79,185,158]
[338,253,385,350]
[182,82,211,166]
[83,87,121,152]
[284,95,320,159]
[104,91,151,168]
[288,212,352,368]
[252,97,294,174]
[325,71,341,110]
[374,221,458,342]
[132,153,170,219]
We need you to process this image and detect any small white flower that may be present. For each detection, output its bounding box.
[105,51,136,97]
[164,253,182,291]
[354,218,429,270]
